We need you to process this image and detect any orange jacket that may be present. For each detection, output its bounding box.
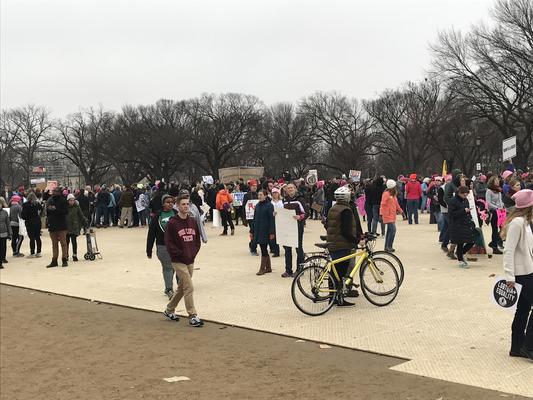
[216,190,233,211]
[379,191,403,224]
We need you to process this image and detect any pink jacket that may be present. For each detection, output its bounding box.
[405,180,422,200]
[380,191,403,224]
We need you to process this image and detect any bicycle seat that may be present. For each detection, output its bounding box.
[314,242,330,249]
[364,232,378,241]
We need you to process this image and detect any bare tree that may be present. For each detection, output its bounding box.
[2,105,55,186]
[431,0,533,168]
[56,107,114,186]
[300,92,376,175]
[184,93,263,177]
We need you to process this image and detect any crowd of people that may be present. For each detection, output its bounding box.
[1,165,531,358]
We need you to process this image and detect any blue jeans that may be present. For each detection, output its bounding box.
[371,205,385,235]
[385,222,397,250]
[96,204,109,226]
[440,213,449,246]
[406,199,419,224]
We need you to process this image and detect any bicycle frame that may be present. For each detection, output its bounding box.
[314,247,382,294]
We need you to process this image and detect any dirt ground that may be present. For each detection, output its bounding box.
[0,285,528,400]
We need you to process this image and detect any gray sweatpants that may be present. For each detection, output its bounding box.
[156,245,178,290]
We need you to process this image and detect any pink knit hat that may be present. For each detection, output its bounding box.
[512,189,533,209]
[501,170,513,180]
[11,195,21,204]
[316,180,325,189]
[478,174,487,182]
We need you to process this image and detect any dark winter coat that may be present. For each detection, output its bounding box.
[46,195,68,232]
[119,190,134,208]
[77,194,90,219]
[67,203,87,236]
[21,202,43,227]
[447,195,475,244]
[146,209,177,256]
[251,198,275,245]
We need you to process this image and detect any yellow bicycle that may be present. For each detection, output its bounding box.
[291,234,400,316]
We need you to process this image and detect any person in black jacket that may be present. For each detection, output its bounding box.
[370,177,385,236]
[46,187,69,267]
[146,194,178,298]
[21,192,43,257]
[95,185,111,228]
[251,189,275,276]
[448,186,475,268]
[243,181,259,255]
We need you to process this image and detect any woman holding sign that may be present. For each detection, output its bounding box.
[502,189,533,360]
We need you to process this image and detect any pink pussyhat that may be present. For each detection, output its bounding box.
[512,189,533,209]
[11,195,21,204]
[501,170,513,180]
[316,180,325,189]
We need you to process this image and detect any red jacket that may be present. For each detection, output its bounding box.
[164,215,201,265]
[405,180,422,200]
[380,191,403,223]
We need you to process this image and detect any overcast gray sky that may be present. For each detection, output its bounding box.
[1,0,494,116]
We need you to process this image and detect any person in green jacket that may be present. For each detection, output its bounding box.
[66,194,87,262]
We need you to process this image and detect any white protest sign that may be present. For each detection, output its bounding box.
[212,209,221,227]
[245,200,259,220]
[492,276,522,312]
[275,207,298,248]
[202,176,214,185]
[305,170,318,185]
[135,198,145,212]
[502,136,517,161]
[466,190,479,229]
[30,178,46,184]
[349,170,361,182]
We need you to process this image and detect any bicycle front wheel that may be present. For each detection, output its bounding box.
[370,251,405,286]
[360,258,399,306]
[291,265,337,316]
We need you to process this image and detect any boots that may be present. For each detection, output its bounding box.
[265,256,272,273]
[61,258,68,267]
[46,259,58,268]
[257,256,268,275]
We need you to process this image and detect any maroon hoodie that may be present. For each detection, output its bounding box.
[164,214,201,264]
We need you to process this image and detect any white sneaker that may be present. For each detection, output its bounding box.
[189,315,204,327]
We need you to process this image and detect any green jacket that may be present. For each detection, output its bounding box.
[67,203,86,236]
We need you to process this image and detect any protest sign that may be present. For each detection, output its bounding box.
[305,170,318,185]
[349,170,361,182]
[45,180,58,192]
[275,207,298,248]
[232,192,245,207]
[492,276,522,311]
[202,176,214,185]
[245,200,259,220]
[502,136,517,161]
[135,198,145,212]
[212,209,221,227]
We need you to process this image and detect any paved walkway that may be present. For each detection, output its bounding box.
[1,215,532,397]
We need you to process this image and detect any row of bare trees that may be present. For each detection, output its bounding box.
[1,0,531,188]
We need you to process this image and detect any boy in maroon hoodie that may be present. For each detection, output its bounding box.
[163,194,204,327]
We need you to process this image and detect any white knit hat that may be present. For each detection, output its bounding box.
[67,193,75,201]
[386,179,396,189]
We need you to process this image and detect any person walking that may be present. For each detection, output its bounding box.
[380,180,403,252]
[163,194,204,327]
[66,194,87,262]
[251,189,276,276]
[281,183,308,277]
[147,194,178,298]
[405,174,422,224]
[21,192,43,258]
[118,185,134,228]
[215,184,235,236]
[502,189,533,360]
[9,195,24,257]
[486,175,505,254]
[448,186,476,268]
[46,187,69,267]
[0,197,12,269]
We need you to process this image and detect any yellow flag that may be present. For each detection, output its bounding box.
[442,160,447,177]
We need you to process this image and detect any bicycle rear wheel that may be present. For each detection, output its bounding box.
[359,258,399,306]
[370,251,405,286]
[291,266,337,316]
